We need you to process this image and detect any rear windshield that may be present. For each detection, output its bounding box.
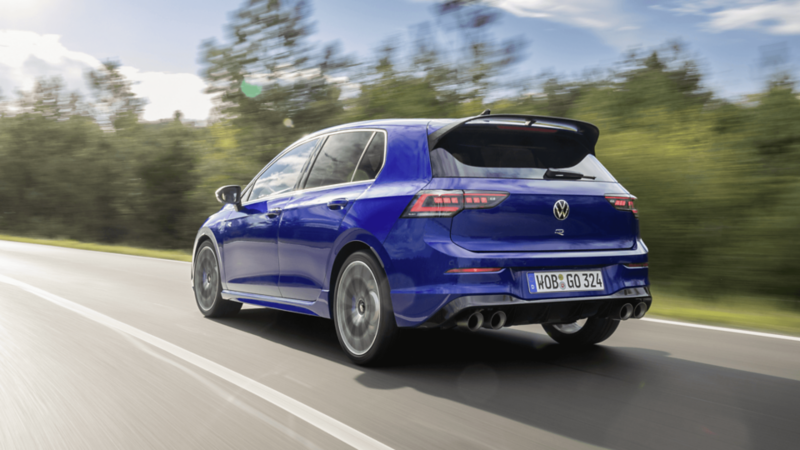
[430,125,615,182]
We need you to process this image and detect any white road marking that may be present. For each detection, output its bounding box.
[642,318,800,342]
[0,274,393,450]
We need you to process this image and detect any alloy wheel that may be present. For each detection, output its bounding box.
[195,247,218,311]
[336,261,381,356]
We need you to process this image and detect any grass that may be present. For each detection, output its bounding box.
[0,234,192,262]
[1,234,799,336]
[648,288,800,336]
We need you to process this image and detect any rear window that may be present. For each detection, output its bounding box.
[430,125,615,182]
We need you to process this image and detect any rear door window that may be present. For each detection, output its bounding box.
[430,125,615,182]
[249,139,319,201]
[304,131,374,189]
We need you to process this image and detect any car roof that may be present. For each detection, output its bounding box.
[303,119,436,139]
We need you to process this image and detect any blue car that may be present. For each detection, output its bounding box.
[191,113,651,364]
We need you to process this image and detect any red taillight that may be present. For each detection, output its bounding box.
[404,191,462,217]
[446,268,503,274]
[402,190,508,218]
[605,194,638,218]
[624,263,648,269]
[464,191,508,209]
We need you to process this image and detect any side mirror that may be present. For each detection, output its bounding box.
[215,185,242,207]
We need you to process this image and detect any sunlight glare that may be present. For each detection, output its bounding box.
[0,0,45,16]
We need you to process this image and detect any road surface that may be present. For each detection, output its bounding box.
[1,240,799,449]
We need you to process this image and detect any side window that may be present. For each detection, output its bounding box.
[304,131,373,190]
[250,139,318,201]
[353,132,385,182]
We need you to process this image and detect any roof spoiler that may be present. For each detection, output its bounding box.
[427,114,600,153]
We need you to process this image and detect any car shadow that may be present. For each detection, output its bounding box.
[212,308,800,450]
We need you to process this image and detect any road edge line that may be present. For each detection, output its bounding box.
[642,317,800,342]
[0,274,393,450]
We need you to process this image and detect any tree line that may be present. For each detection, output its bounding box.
[1,0,798,303]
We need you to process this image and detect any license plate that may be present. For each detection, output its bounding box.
[527,271,604,294]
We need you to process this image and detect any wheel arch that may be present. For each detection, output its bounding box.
[327,233,393,319]
[191,227,227,290]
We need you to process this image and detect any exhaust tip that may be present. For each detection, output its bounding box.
[482,311,507,330]
[620,303,634,321]
[468,312,484,331]
[632,302,648,319]
[458,311,484,331]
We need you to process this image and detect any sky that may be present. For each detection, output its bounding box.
[1,0,799,122]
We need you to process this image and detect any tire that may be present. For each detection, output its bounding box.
[332,250,397,365]
[193,241,242,318]
[542,317,620,347]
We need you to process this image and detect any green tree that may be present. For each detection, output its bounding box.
[135,117,200,247]
[200,0,349,166]
[87,60,146,130]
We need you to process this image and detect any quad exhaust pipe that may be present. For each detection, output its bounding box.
[632,301,648,319]
[607,303,634,321]
[606,302,649,320]
[457,310,506,331]
[482,311,507,330]
[457,311,484,331]
[457,301,648,330]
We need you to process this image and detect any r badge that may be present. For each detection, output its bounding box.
[555,229,564,236]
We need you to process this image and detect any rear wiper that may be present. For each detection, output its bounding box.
[544,169,596,180]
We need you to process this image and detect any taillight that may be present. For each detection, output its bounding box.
[624,263,648,269]
[402,190,508,218]
[464,191,508,209]
[605,194,638,219]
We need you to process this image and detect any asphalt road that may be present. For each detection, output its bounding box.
[1,240,799,450]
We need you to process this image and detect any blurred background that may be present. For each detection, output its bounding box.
[1,0,799,332]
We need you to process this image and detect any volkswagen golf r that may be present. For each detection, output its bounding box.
[191,113,651,365]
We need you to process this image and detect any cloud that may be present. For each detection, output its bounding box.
[0,30,213,122]
[119,67,213,123]
[488,0,631,31]
[709,1,800,34]
[0,30,98,94]
[411,0,639,44]
[654,0,800,35]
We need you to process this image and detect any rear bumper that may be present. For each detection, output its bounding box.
[418,287,652,328]
[382,218,650,327]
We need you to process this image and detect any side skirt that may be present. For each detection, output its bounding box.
[221,290,331,318]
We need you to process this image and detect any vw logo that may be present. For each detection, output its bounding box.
[553,200,570,220]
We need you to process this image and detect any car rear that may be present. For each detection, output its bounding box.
[382,115,651,330]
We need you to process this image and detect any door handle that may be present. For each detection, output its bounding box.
[327,198,349,210]
[266,208,282,218]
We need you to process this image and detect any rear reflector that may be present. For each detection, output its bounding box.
[624,263,648,269]
[402,190,508,218]
[446,268,503,274]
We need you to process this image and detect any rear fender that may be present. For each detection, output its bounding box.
[326,230,395,292]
